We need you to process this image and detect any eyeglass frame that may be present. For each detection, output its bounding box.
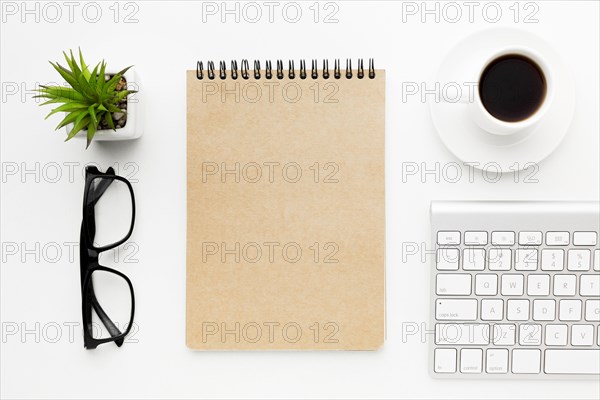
[80,166,136,349]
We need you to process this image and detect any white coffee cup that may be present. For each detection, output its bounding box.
[468,47,553,136]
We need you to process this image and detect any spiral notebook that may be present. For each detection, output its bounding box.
[186,59,385,350]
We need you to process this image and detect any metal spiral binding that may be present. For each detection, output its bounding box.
[241,60,250,79]
[254,60,261,79]
[322,60,330,79]
[219,61,227,79]
[265,60,273,79]
[196,59,376,80]
[231,60,238,80]
[334,59,341,79]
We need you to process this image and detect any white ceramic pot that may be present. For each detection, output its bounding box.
[65,70,142,141]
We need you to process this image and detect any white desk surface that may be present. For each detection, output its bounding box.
[1,1,599,399]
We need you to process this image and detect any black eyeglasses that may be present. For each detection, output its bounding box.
[80,166,136,349]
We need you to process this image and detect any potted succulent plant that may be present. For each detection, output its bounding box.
[35,49,141,148]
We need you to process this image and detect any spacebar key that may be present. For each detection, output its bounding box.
[545,350,600,374]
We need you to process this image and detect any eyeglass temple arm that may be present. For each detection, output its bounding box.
[86,285,125,347]
[87,174,115,207]
[85,171,114,242]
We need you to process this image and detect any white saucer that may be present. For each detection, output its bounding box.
[430,28,575,171]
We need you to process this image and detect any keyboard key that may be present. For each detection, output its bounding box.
[545,350,600,374]
[558,299,582,321]
[434,348,456,373]
[475,274,497,296]
[501,274,524,296]
[436,274,472,296]
[571,325,594,346]
[546,232,569,246]
[436,248,459,270]
[488,248,511,271]
[464,231,488,245]
[573,231,598,246]
[519,231,542,246]
[545,324,568,346]
[460,348,483,373]
[519,324,542,346]
[481,299,503,321]
[553,274,577,296]
[567,249,591,271]
[486,349,509,374]
[435,323,489,345]
[594,249,600,271]
[463,248,485,270]
[541,249,564,271]
[511,349,541,374]
[585,300,600,321]
[527,274,550,296]
[437,231,460,245]
[580,275,600,296]
[435,299,477,321]
[492,231,515,246]
[492,324,516,345]
[533,299,555,321]
[515,248,538,271]
[507,299,529,321]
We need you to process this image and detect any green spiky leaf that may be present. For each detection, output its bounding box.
[63,51,75,72]
[88,105,98,126]
[55,111,83,130]
[89,63,101,89]
[97,61,107,93]
[104,111,115,131]
[44,102,89,119]
[115,90,132,102]
[49,62,79,90]
[105,66,133,93]
[65,112,91,141]
[79,48,91,81]
[39,98,70,106]
[86,122,96,149]
[36,85,85,101]
[105,104,121,113]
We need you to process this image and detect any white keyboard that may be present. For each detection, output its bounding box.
[430,201,600,378]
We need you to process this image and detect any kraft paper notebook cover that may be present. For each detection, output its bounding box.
[186,59,385,350]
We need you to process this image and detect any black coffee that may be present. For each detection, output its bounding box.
[479,54,546,122]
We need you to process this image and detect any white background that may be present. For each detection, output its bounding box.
[1,1,599,399]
